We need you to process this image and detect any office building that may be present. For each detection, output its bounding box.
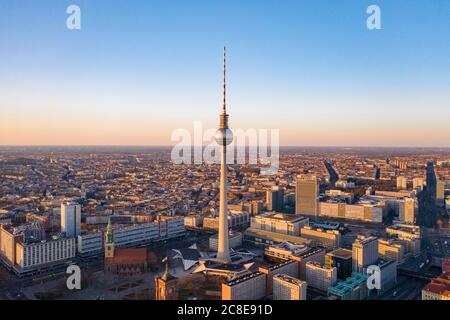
[251,212,309,236]
[259,260,299,295]
[273,274,307,300]
[61,202,81,238]
[399,197,417,224]
[296,175,319,217]
[378,238,406,262]
[305,261,337,292]
[266,186,284,212]
[352,236,378,272]
[437,180,445,202]
[386,223,421,256]
[222,272,267,300]
[328,272,369,300]
[319,201,383,223]
[300,226,342,249]
[325,248,353,280]
[203,211,250,231]
[209,231,242,251]
[244,227,311,248]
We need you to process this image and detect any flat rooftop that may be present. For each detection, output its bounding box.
[225,271,264,287]
[259,212,308,222]
[273,273,305,286]
[328,248,352,259]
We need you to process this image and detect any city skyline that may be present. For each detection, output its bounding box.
[1,0,450,147]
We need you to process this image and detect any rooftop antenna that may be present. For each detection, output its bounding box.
[222,46,227,114]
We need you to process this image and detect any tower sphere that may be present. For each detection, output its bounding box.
[215,128,233,146]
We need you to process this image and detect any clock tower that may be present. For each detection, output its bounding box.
[155,258,178,300]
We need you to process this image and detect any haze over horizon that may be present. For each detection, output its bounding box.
[1,0,449,147]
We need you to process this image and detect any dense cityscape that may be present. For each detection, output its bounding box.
[1,1,449,309]
[0,144,449,300]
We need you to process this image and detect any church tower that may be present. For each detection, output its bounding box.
[105,218,115,258]
[155,258,178,300]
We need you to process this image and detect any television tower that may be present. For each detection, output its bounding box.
[215,46,233,263]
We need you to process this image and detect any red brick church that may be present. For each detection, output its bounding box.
[103,219,153,276]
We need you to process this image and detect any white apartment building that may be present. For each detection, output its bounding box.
[102,216,185,249]
[157,216,186,239]
[77,231,103,255]
[15,237,76,269]
[112,223,159,247]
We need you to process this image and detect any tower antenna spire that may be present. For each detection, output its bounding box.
[222,46,226,114]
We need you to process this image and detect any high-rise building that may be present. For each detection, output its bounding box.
[399,197,417,224]
[273,274,307,300]
[266,186,284,212]
[214,47,233,263]
[413,177,425,190]
[352,236,378,272]
[296,175,319,217]
[436,180,445,201]
[61,202,81,238]
[396,176,407,190]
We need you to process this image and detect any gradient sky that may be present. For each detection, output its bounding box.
[1,0,449,147]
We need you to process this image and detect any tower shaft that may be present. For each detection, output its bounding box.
[216,143,230,262]
[216,46,231,263]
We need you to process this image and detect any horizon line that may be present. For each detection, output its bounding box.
[1,144,450,149]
